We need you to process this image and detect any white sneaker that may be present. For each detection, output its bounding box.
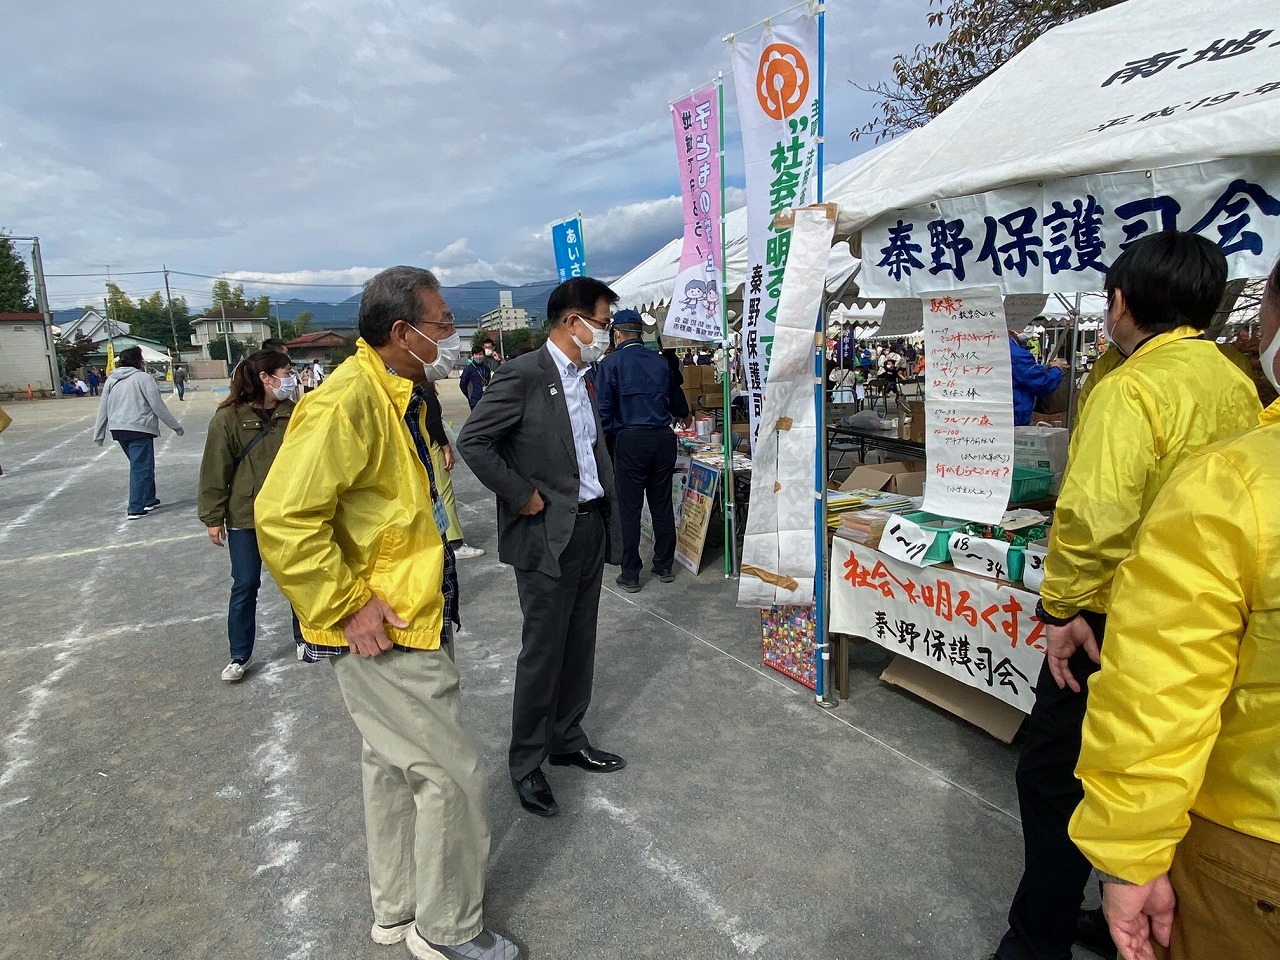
[452,544,485,560]
[370,918,414,945]
[295,642,306,661]
[220,661,245,682]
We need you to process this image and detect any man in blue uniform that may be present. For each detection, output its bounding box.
[595,310,690,593]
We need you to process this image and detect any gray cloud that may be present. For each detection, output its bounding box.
[6,1,935,308]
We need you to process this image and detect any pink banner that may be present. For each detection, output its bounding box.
[666,84,724,343]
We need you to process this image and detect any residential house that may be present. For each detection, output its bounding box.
[189,309,274,360]
[284,329,349,364]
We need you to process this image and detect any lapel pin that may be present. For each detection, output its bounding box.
[549,387,559,396]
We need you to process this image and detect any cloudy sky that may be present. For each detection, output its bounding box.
[3,0,936,309]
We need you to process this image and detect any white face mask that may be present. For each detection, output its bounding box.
[271,374,297,400]
[573,317,610,364]
[406,324,461,381]
[1260,329,1280,394]
[484,347,494,356]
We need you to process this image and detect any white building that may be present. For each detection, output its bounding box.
[477,290,530,332]
[57,307,131,343]
[0,312,58,398]
[189,313,274,360]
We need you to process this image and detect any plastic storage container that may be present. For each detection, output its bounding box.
[1010,465,1055,503]
[899,511,965,564]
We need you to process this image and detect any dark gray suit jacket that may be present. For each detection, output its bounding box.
[457,344,622,578]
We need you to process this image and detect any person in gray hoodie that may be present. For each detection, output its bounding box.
[92,346,184,518]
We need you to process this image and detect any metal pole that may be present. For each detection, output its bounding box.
[717,75,737,579]
[163,266,180,362]
[30,239,61,396]
[1065,291,1081,431]
[577,211,587,275]
[274,299,283,340]
[813,3,836,708]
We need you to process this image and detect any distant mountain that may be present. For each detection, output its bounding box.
[333,278,560,328]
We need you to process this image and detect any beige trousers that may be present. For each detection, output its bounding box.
[1156,813,1280,959]
[332,648,490,945]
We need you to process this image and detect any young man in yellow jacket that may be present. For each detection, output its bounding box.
[990,233,1262,960]
[254,266,519,960]
[1069,258,1280,960]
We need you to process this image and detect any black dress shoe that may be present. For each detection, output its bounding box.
[615,574,641,593]
[653,568,674,583]
[513,769,559,817]
[1075,906,1117,960]
[549,746,627,773]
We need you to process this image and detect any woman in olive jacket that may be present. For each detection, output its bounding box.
[198,349,301,682]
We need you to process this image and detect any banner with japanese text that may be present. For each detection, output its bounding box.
[920,287,1015,524]
[861,157,1280,296]
[551,217,587,282]
[666,83,724,343]
[830,538,1046,712]
[728,6,821,449]
[738,206,834,607]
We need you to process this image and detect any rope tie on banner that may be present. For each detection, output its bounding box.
[741,564,800,592]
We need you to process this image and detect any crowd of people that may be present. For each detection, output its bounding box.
[73,232,1280,960]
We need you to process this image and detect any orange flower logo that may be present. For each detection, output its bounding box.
[756,42,810,121]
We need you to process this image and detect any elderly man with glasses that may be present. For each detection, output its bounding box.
[458,276,626,819]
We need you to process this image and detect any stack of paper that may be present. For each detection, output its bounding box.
[838,509,894,546]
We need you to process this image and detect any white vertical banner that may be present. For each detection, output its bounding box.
[919,287,1015,524]
[728,6,821,451]
[738,206,834,608]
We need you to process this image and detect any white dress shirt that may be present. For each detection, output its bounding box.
[545,339,606,503]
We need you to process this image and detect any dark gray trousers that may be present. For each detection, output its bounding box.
[509,510,604,781]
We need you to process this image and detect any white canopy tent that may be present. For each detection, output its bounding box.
[827,0,1280,298]
[610,147,893,313]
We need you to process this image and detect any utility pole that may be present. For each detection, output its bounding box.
[163,265,180,362]
[219,298,232,369]
[28,238,61,396]
[273,299,282,340]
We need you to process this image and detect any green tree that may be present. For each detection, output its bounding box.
[0,234,36,312]
[104,281,138,327]
[330,333,360,365]
[251,295,271,317]
[853,0,1125,141]
[131,290,193,353]
[210,279,249,311]
[294,310,313,334]
[208,337,250,364]
[473,327,544,356]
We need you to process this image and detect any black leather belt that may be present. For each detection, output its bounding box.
[576,497,606,514]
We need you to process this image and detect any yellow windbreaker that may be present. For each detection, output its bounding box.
[1070,401,1280,882]
[1040,327,1261,619]
[254,339,446,649]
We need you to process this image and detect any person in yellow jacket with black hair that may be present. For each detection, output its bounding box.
[1069,256,1280,960]
[254,266,518,960]
[989,232,1262,960]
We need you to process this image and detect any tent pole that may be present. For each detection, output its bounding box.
[813,3,836,708]
[1065,291,1082,431]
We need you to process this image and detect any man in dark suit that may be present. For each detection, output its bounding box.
[456,276,626,818]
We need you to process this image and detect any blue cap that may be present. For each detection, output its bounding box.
[611,309,644,332]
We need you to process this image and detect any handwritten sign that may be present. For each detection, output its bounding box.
[879,515,939,568]
[1023,541,1048,593]
[830,538,1046,712]
[920,287,1015,524]
[948,532,1013,581]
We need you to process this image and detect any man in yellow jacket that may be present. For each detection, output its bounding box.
[991,233,1262,960]
[1070,259,1280,960]
[255,266,519,960]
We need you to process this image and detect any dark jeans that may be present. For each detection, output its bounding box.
[227,527,304,664]
[996,611,1107,960]
[613,426,677,581]
[509,511,604,780]
[176,381,185,400]
[112,430,157,516]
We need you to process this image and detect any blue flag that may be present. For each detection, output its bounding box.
[551,218,587,282]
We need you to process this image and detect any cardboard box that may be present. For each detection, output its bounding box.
[1014,425,1070,494]
[839,460,926,497]
[880,655,1026,742]
[699,390,724,409]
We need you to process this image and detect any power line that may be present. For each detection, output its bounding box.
[45,269,166,278]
